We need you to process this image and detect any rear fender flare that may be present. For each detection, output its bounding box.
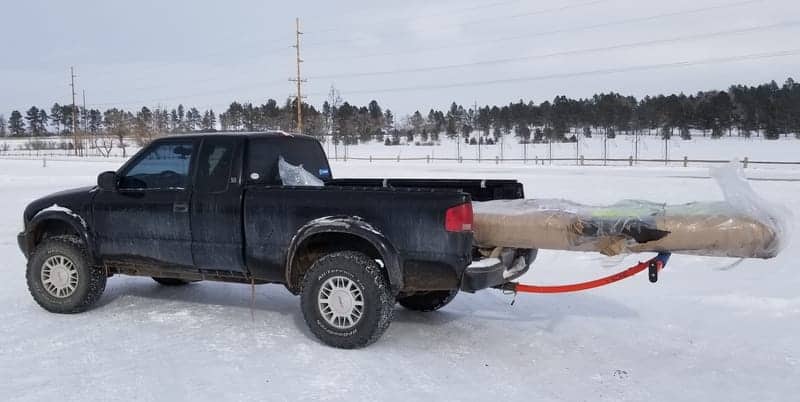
[285,216,403,293]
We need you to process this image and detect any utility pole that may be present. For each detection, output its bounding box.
[289,17,306,134]
[70,67,79,156]
[82,90,87,132]
[474,100,480,162]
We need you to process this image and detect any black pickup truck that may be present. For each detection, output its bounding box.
[18,132,532,348]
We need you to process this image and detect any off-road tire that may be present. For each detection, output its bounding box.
[398,289,458,312]
[26,235,106,314]
[300,251,394,349]
[152,277,191,286]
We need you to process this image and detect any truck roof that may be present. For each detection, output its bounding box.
[152,131,318,142]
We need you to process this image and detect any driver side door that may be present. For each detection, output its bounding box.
[93,139,197,268]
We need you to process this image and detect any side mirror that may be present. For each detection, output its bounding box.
[97,171,118,191]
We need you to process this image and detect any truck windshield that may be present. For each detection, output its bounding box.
[246,137,331,185]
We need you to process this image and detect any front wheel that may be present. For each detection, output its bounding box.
[398,289,458,312]
[26,236,106,314]
[300,251,394,349]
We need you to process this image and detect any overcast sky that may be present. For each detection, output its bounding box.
[1,0,798,116]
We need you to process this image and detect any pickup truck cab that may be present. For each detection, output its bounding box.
[18,132,532,348]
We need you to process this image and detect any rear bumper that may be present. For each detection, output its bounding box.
[460,249,537,292]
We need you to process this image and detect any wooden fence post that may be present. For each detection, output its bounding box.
[683,156,688,167]
[743,157,749,168]
[580,155,584,166]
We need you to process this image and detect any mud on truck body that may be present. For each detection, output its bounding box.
[18,132,533,348]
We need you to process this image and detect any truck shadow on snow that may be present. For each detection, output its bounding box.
[95,278,639,345]
[393,292,639,335]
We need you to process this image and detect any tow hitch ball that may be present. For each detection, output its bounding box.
[648,253,671,283]
[648,259,659,283]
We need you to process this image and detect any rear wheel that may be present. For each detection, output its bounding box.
[152,277,191,286]
[398,289,458,312]
[300,251,394,349]
[26,236,106,314]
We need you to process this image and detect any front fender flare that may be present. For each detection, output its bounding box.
[25,210,96,263]
[285,216,403,293]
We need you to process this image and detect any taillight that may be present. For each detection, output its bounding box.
[445,203,473,232]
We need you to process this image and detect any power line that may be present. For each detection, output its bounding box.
[308,0,529,35]
[307,0,765,63]
[308,48,800,97]
[307,21,799,80]
[85,79,288,108]
[303,0,611,48]
[84,0,774,100]
[87,47,799,109]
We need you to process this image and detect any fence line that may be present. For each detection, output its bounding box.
[328,155,800,168]
[2,152,800,169]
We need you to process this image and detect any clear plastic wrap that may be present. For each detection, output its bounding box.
[472,164,789,259]
[278,156,324,187]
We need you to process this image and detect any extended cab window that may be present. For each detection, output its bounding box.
[119,141,194,190]
[246,138,331,185]
[196,139,234,193]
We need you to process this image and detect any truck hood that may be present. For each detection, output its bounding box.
[23,186,96,223]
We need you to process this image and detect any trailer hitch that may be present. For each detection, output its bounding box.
[499,252,672,294]
[648,253,671,283]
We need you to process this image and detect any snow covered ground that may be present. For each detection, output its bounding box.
[1,157,799,401]
[4,133,800,167]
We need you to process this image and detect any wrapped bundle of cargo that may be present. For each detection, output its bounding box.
[472,165,788,259]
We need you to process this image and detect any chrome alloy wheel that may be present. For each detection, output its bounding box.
[41,255,79,298]
[318,276,364,329]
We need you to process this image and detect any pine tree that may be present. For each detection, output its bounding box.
[59,104,73,134]
[208,110,217,130]
[368,100,383,135]
[88,109,102,134]
[38,109,49,134]
[50,103,63,133]
[177,104,186,131]
[25,106,42,135]
[383,109,394,133]
[9,110,25,136]
[0,114,7,137]
[170,109,179,132]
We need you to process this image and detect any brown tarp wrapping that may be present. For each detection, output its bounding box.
[473,200,780,258]
[472,165,787,259]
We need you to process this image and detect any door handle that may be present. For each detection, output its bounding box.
[173,202,189,213]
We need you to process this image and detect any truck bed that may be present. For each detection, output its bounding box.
[326,178,524,201]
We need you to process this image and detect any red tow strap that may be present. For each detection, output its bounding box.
[509,253,671,294]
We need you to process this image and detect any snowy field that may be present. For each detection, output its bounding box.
[3,133,800,167]
[1,157,799,401]
[322,133,800,165]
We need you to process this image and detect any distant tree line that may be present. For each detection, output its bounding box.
[2,78,799,152]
